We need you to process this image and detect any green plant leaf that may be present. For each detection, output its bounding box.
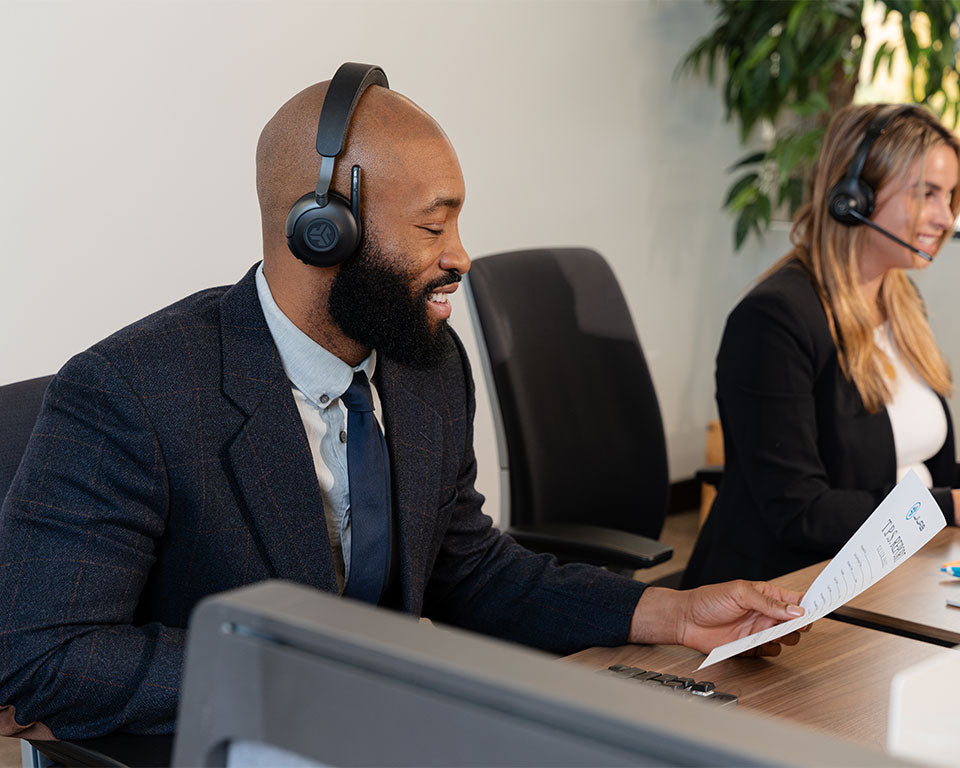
[778,176,805,211]
[790,91,829,116]
[756,194,772,227]
[735,208,755,249]
[741,33,779,71]
[902,16,920,67]
[786,0,810,39]
[724,172,761,209]
[871,41,890,79]
[828,0,858,20]
[773,127,823,177]
[728,151,767,171]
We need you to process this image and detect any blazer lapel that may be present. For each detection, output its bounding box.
[376,357,444,612]
[219,267,337,592]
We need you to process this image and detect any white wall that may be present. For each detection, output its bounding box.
[5,1,960,525]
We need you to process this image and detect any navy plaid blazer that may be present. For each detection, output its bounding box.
[0,264,645,739]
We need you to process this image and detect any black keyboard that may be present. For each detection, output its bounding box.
[603,664,738,707]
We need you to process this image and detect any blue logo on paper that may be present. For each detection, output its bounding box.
[907,502,921,520]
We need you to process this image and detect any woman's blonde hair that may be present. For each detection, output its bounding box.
[775,103,960,413]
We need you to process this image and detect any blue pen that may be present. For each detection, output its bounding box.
[941,560,960,577]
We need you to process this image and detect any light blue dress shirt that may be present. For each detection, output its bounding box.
[255,262,381,592]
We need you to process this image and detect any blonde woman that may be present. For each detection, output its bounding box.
[684,103,960,587]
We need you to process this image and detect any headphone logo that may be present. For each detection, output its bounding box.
[831,197,850,217]
[306,219,339,251]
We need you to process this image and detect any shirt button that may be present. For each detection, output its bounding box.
[339,430,347,443]
[319,394,330,405]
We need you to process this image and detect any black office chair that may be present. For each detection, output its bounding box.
[464,248,672,570]
[1,376,171,768]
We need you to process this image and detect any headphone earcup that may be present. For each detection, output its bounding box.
[828,176,876,225]
[285,192,360,267]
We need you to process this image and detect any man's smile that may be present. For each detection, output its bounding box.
[426,282,458,320]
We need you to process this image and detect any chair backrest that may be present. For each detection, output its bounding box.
[464,248,669,540]
[1,375,54,503]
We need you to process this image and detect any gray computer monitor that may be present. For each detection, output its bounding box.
[172,580,901,767]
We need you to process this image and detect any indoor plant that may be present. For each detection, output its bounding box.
[683,0,960,248]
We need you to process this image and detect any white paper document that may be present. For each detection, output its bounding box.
[697,470,945,670]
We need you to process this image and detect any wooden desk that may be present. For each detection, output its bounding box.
[774,527,960,646]
[564,619,954,751]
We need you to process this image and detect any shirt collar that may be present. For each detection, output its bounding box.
[255,262,376,408]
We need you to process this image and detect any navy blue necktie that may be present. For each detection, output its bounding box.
[341,371,393,604]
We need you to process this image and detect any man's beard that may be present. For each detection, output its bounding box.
[327,236,459,369]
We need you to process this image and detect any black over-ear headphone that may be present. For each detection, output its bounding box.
[285,63,389,267]
[827,104,934,261]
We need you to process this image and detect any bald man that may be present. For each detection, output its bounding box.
[0,70,805,741]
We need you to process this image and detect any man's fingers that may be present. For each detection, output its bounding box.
[736,580,804,621]
[779,631,802,646]
[737,638,795,658]
[760,582,805,608]
[755,641,782,657]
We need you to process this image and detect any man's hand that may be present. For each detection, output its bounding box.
[629,581,807,657]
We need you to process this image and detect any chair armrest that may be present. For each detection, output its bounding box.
[695,465,723,489]
[28,733,173,768]
[27,740,128,768]
[506,523,672,569]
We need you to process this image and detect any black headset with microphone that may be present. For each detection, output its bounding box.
[827,104,934,262]
[286,62,389,267]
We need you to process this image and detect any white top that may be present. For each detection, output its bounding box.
[874,322,947,487]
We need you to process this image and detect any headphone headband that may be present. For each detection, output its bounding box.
[313,64,388,206]
[316,63,389,158]
[841,105,918,191]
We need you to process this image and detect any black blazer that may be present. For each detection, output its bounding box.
[684,261,959,587]
[0,265,645,739]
